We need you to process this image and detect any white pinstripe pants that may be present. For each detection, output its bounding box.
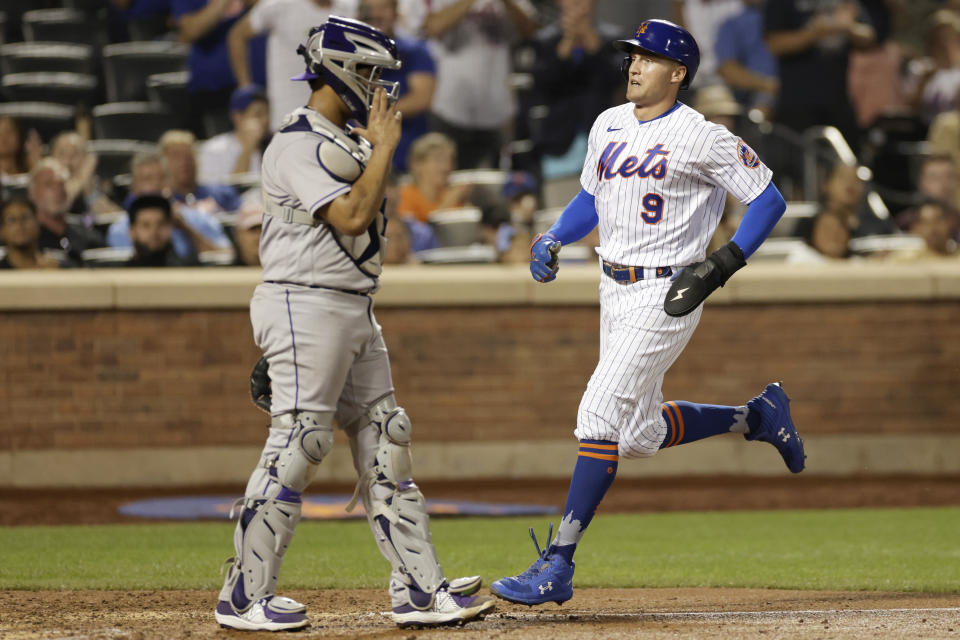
[575,274,703,458]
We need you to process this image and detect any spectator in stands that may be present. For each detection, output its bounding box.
[0,116,42,180]
[0,198,60,270]
[28,158,104,266]
[125,152,169,207]
[905,199,960,258]
[228,0,355,132]
[916,154,960,208]
[361,0,437,172]
[423,0,538,169]
[807,210,853,259]
[926,110,960,205]
[396,132,470,224]
[233,188,263,266]
[108,151,234,259]
[160,130,241,212]
[50,132,121,216]
[674,0,745,89]
[894,154,960,232]
[384,217,414,264]
[846,0,906,129]
[797,163,865,259]
[693,84,743,132]
[765,0,876,151]
[905,9,960,123]
[126,194,200,267]
[385,171,435,256]
[499,171,539,263]
[173,0,267,138]
[530,0,623,178]
[715,0,779,120]
[198,85,271,185]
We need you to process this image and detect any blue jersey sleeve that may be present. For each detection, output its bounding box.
[730,181,786,259]
[405,40,436,74]
[548,188,599,245]
[714,16,739,65]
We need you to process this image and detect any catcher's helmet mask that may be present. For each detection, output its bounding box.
[293,16,402,126]
[614,19,700,89]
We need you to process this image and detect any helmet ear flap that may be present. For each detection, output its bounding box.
[299,31,325,76]
[619,56,631,80]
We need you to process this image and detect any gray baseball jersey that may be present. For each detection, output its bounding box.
[259,106,386,291]
[252,106,394,418]
[574,101,771,456]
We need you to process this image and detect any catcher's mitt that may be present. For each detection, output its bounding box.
[250,356,271,414]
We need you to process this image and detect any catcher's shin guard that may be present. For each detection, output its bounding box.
[221,411,334,610]
[347,395,445,602]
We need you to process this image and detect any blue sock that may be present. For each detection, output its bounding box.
[552,439,619,563]
[659,401,761,448]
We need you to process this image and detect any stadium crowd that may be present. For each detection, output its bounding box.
[0,0,959,269]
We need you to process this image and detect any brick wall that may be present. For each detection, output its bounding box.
[1,301,957,451]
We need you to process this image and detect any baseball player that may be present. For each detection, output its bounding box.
[214,16,494,631]
[490,19,806,607]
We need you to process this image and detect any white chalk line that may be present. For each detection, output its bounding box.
[491,606,960,623]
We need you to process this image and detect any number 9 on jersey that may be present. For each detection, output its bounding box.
[641,193,663,224]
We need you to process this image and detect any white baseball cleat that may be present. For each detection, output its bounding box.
[215,595,309,631]
[391,586,495,628]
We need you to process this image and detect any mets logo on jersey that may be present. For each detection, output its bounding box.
[737,139,760,169]
[636,22,649,36]
[597,142,670,181]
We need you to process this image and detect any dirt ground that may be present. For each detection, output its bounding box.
[3,475,959,638]
[2,588,958,640]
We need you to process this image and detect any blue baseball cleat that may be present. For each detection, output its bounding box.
[490,524,574,606]
[745,382,806,473]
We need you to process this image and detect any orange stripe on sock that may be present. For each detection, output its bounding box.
[666,401,685,446]
[579,443,619,451]
[578,451,619,462]
[662,403,678,447]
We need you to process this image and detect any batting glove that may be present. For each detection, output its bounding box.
[530,232,561,283]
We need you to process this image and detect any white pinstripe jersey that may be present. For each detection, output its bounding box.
[259,107,384,291]
[580,101,772,268]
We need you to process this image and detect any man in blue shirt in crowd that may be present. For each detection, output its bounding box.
[360,0,437,172]
[715,0,779,120]
[172,0,267,137]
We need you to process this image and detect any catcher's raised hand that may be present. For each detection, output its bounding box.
[349,87,401,150]
[663,241,746,317]
[530,232,561,282]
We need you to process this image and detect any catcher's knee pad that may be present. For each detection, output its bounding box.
[270,411,334,492]
[349,394,444,597]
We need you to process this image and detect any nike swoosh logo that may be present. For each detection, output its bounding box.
[606,126,623,132]
[671,288,688,301]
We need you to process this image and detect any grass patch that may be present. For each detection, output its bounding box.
[2,507,957,592]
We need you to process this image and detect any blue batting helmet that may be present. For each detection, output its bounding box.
[291,16,401,125]
[614,19,700,89]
